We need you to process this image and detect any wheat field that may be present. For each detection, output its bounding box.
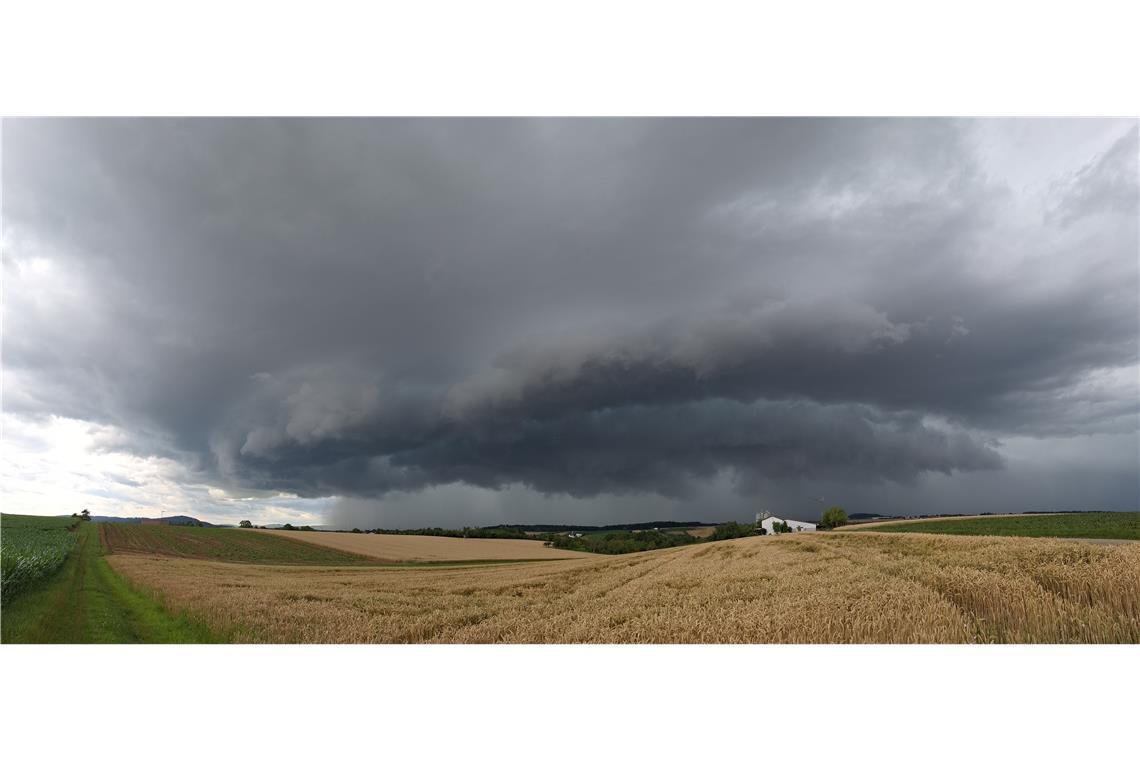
[256,529,588,561]
[106,532,1140,644]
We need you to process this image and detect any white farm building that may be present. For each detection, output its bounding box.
[756,511,817,534]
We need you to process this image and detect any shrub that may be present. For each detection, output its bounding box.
[819,507,848,530]
[709,522,756,541]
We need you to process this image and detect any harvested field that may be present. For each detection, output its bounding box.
[260,529,588,562]
[686,527,716,538]
[107,532,1140,643]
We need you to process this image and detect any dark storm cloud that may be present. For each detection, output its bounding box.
[3,118,1137,518]
[440,287,1137,438]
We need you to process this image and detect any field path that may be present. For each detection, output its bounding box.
[254,529,588,562]
[1,522,215,643]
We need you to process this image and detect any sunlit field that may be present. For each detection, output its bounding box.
[264,529,588,562]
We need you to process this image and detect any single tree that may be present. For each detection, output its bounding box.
[239,519,253,528]
[80,508,91,521]
[819,507,848,530]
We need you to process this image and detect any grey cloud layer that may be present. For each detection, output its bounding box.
[4,119,1137,517]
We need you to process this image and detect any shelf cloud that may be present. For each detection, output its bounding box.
[3,119,1136,525]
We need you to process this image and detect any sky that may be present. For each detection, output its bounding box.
[2,118,1137,528]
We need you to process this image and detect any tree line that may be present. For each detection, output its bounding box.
[231,509,849,555]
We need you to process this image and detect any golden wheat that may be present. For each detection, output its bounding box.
[250,529,587,561]
[107,532,1140,644]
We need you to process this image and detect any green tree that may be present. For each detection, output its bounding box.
[819,507,848,530]
[709,522,756,541]
[772,520,792,534]
[239,520,253,528]
[80,508,91,521]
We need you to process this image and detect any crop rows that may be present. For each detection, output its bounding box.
[1,515,80,603]
[99,523,389,565]
[853,511,1140,539]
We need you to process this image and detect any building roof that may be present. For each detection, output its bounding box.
[762,515,816,525]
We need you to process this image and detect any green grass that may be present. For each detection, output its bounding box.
[1,514,80,602]
[860,511,1140,540]
[2,522,218,643]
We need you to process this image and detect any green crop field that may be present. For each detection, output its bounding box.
[99,523,390,565]
[858,511,1139,540]
[1,514,80,602]
[2,520,217,643]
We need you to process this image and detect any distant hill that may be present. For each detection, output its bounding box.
[155,515,218,527]
[72,515,219,527]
